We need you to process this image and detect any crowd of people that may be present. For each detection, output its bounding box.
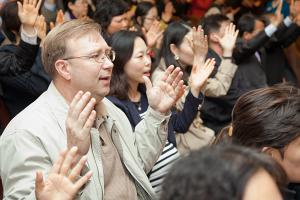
[0,0,300,199]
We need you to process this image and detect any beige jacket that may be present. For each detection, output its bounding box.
[152,59,237,154]
[0,83,170,200]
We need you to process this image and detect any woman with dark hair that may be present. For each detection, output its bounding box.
[93,0,129,44]
[63,0,88,21]
[160,144,286,200]
[133,1,164,49]
[107,30,214,194]
[216,84,300,199]
[134,1,159,32]
[152,21,238,154]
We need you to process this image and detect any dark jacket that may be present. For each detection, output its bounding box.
[107,87,203,146]
[201,30,272,133]
[263,23,300,85]
[0,40,39,76]
[0,44,51,119]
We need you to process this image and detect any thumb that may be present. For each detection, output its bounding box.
[35,171,45,196]
[17,1,22,13]
[143,76,153,92]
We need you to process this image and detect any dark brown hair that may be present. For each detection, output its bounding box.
[216,84,300,150]
[160,144,287,200]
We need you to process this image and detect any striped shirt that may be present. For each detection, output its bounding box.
[138,108,181,195]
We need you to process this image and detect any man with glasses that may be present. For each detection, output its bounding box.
[0,19,184,199]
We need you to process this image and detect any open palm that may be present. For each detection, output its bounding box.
[35,147,92,200]
[144,66,184,113]
[17,0,42,27]
[189,59,215,96]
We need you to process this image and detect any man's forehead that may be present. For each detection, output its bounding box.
[66,32,110,52]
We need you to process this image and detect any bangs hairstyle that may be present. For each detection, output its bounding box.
[109,30,146,100]
[41,19,101,78]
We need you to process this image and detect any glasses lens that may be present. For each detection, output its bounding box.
[107,50,115,62]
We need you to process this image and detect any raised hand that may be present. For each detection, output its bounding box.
[143,20,163,48]
[35,147,93,200]
[35,15,47,40]
[272,0,283,26]
[66,91,96,160]
[143,65,184,114]
[216,23,239,57]
[189,58,215,97]
[192,25,208,65]
[50,10,65,30]
[17,0,42,27]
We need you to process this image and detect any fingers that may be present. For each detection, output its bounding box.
[50,149,68,174]
[69,92,96,126]
[165,67,181,86]
[78,96,96,128]
[174,80,185,100]
[160,65,174,82]
[36,0,42,10]
[171,71,183,88]
[68,91,84,118]
[74,171,93,191]
[143,75,153,92]
[60,146,79,176]
[82,109,96,134]
[68,155,88,182]
[35,171,45,196]
[17,1,22,13]
[57,9,64,25]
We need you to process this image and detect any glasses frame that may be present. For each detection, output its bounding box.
[62,49,116,64]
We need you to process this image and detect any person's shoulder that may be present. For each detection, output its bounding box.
[2,91,55,138]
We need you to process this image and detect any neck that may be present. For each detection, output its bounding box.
[128,81,140,102]
[210,42,223,57]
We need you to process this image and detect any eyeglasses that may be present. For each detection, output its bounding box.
[62,49,116,64]
[144,16,160,21]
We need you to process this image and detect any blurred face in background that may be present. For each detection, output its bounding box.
[143,6,159,31]
[68,0,88,19]
[107,13,128,35]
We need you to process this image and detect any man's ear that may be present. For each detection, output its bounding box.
[55,60,71,81]
[170,43,179,57]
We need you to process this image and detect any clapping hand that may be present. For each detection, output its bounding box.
[192,25,208,65]
[66,91,96,161]
[35,147,93,200]
[143,65,184,114]
[189,58,215,97]
[143,21,163,48]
